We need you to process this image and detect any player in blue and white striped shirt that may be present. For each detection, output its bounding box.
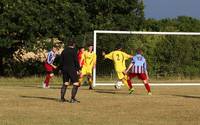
[43,45,59,88]
[125,49,152,95]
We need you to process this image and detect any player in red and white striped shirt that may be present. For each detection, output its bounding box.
[125,49,152,95]
[43,45,59,88]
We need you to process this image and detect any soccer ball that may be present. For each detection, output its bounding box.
[114,81,122,89]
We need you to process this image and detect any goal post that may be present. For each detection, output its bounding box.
[93,30,200,87]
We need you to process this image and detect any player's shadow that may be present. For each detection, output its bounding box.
[173,95,200,99]
[20,95,59,102]
[94,89,127,95]
[22,85,61,89]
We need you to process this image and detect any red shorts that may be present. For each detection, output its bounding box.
[128,73,147,80]
[44,63,54,72]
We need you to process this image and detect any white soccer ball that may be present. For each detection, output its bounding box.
[115,81,122,89]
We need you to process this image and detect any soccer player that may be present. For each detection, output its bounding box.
[102,43,134,94]
[77,46,85,68]
[79,44,96,89]
[125,49,152,95]
[43,44,59,88]
[60,40,81,103]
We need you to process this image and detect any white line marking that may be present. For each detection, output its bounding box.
[95,83,200,86]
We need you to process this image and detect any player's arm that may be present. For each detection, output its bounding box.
[93,54,97,69]
[74,50,81,72]
[123,52,133,60]
[57,50,64,70]
[144,59,149,80]
[102,51,106,57]
[103,52,113,60]
[129,55,133,58]
[145,70,149,80]
[51,64,57,69]
[79,52,85,67]
[125,62,134,74]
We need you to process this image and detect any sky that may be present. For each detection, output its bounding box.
[144,0,200,19]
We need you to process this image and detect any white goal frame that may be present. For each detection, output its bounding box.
[93,30,200,87]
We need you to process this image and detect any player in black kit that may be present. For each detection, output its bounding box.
[60,40,81,103]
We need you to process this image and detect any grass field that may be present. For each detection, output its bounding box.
[0,77,200,125]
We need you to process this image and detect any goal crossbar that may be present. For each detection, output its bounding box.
[93,30,200,87]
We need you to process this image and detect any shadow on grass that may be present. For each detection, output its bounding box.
[95,90,116,94]
[94,88,129,95]
[173,95,200,99]
[20,95,60,102]
[22,85,61,89]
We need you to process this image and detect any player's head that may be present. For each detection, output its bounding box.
[115,43,123,50]
[68,39,76,48]
[52,44,60,52]
[136,48,143,54]
[78,46,85,52]
[87,43,93,52]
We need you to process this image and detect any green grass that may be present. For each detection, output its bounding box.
[0,77,200,125]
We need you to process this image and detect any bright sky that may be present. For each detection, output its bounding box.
[144,0,200,19]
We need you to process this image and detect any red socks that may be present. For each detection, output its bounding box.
[145,83,151,92]
[44,74,51,87]
[127,79,133,89]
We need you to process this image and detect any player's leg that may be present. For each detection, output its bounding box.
[87,74,93,90]
[121,77,135,94]
[60,72,69,102]
[127,73,136,94]
[44,71,53,88]
[118,72,132,91]
[139,73,151,95]
[43,63,54,88]
[79,67,86,86]
[86,67,93,89]
[79,73,84,86]
[69,70,80,103]
[144,80,151,95]
[71,84,80,103]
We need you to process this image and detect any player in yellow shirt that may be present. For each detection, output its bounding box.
[102,43,134,94]
[79,44,97,89]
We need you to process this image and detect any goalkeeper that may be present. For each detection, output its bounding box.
[102,43,134,94]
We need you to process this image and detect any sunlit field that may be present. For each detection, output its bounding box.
[0,77,200,125]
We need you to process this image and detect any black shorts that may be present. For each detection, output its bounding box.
[63,70,79,84]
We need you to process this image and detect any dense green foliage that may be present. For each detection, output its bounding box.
[0,0,200,78]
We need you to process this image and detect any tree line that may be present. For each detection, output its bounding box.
[0,0,200,78]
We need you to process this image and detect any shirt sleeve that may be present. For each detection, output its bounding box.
[58,50,64,70]
[131,56,136,63]
[123,52,132,60]
[74,49,81,71]
[93,53,97,65]
[143,58,147,71]
[104,52,113,60]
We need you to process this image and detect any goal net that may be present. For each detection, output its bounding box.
[93,30,200,87]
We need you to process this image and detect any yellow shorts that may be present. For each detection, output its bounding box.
[81,66,92,76]
[116,72,127,80]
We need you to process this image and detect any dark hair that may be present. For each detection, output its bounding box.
[53,44,60,49]
[68,39,76,46]
[87,43,93,47]
[78,46,84,50]
[136,48,143,54]
[115,43,123,50]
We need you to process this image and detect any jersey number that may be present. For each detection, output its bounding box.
[116,54,120,61]
[137,57,142,61]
